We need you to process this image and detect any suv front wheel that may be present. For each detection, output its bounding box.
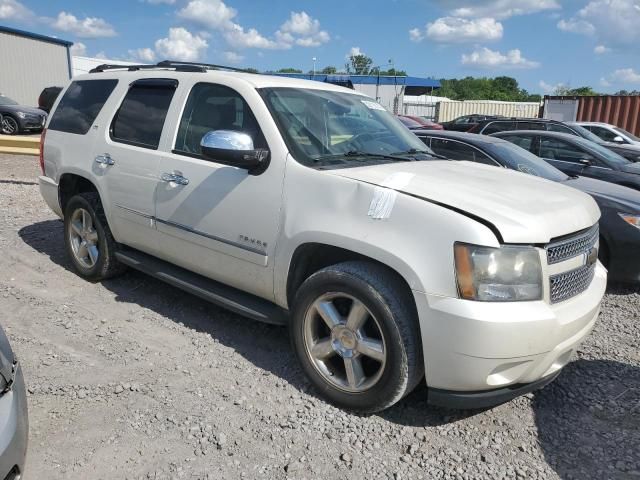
[64,192,126,281]
[290,261,424,413]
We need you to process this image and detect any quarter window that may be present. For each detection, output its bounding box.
[110,79,177,149]
[175,83,266,157]
[49,80,118,135]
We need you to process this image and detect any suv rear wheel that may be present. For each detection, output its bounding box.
[64,192,126,281]
[290,261,424,413]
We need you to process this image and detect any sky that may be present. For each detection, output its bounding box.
[1,0,639,94]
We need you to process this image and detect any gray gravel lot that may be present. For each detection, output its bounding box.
[0,153,638,480]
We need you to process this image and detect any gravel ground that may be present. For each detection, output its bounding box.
[0,153,638,480]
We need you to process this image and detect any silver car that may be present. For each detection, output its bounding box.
[0,324,28,479]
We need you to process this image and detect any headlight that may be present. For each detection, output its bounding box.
[16,112,26,119]
[454,243,542,302]
[619,213,640,229]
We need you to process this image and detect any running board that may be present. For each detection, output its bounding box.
[115,249,288,325]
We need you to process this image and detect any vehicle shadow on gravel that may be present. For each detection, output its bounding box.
[532,359,639,479]
[19,220,464,426]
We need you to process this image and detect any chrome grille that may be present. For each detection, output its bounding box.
[550,263,596,304]
[546,225,599,265]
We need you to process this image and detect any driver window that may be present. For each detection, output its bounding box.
[174,83,266,157]
[539,138,593,163]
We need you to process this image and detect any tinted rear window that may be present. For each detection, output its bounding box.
[49,80,118,135]
[110,79,177,149]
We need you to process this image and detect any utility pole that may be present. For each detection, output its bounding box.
[312,57,317,77]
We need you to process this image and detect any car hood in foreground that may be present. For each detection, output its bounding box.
[566,176,640,212]
[331,160,600,244]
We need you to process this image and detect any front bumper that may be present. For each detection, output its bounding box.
[414,263,606,398]
[0,364,28,479]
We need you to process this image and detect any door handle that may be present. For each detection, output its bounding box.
[95,153,115,166]
[161,172,189,185]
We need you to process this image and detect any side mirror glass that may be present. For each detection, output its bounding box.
[578,157,593,166]
[613,135,625,143]
[200,130,269,175]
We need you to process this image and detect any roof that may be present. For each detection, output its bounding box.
[0,24,73,47]
[80,68,366,94]
[273,73,440,95]
[413,129,509,145]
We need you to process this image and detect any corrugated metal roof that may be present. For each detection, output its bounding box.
[0,24,73,47]
[273,73,441,89]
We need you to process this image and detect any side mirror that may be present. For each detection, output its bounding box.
[613,135,625,144]
[579,157,593,166]
[200,130,269,175]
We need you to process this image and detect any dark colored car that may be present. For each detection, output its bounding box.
[0,94,47,135]
[414,129,640,282]
[596,142,640,163]
[396,115,443,130]
[492,130,640,191]
[37,86,62,114]
[0,323,28,478]
[441,114,505,132]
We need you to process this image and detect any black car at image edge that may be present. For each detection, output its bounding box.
[414,129,640,283]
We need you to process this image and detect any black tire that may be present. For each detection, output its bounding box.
[290,261,424,413]
[1,115,19,135]
[64,192,126,281]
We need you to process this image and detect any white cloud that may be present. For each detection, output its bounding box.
[223,23,280,49]
[52,11,117,38]
[0,0,33,20]
[177,0,237,29]
[594,44,610,54]
[155,27,208,61]
[438,0,560,19]
[346,47,364,59]
[223,51,244,64]
[424,17,503,43]
[70,42,87,56]
[606,68,640,84]
[558,0,640,49]
[276,11,330,47]
[539,80,565,93]
[461,47,540,69]
[409,28,424,42]
[129,47,156,62]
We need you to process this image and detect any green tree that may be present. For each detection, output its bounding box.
[321,66,337,74]
[276,67,303,73]
[439,76,543,101]
[244,67,259,74]
[377,67,407,76]
[346,54,373,75]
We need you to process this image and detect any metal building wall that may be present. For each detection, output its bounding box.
[352,84,405,113]
[576,96,640,137]
[436,101,540,122]
[0,31,70,105]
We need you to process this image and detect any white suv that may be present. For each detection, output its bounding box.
[38,61,606,412]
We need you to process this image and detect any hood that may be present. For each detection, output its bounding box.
[330,161,600,244]
[564,176,640,213]
[0,104,47,116]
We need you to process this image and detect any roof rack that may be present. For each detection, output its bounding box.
[89,60,255,74]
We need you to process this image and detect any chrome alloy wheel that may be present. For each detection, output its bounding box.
[68,208,100,268]
[1,116,18,135]
[303,293,386,393]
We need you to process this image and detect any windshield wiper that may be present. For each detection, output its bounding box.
[392,148,448,160]
[315,150,413,162]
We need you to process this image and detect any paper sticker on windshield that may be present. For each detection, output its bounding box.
[361,100,386,111]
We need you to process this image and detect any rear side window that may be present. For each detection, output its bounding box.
[110,79,177,149]
[49,80,118,135]
[430,138,497,165]
[482,121,514,134]
[505,134,535,151]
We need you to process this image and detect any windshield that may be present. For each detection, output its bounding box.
[571,124,605,144]
[614,127,640,142]
[575,136,631,167]
[0,95,18,106]
[486,142,570,182]
[260,87,434,168]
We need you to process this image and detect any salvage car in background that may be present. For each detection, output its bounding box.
[0,323,28,479]
[0,94,46,135]
[440,114,504,132]
[416,130,640,283]
[493,130,640,191]
[396,115,442,130]
[574,121,640,146]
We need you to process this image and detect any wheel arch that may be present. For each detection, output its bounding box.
[58,173,100,216]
